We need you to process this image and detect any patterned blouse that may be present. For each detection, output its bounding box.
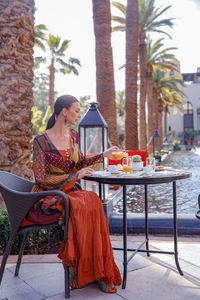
[32,129,103,191]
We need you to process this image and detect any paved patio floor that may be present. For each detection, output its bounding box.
[1,235,200,300]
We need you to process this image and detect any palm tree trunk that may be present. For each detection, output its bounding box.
[139,34,147,150]
[158,103,163,145]
[92,0,119,146]
[125,0,139,150]
[146,72,153,140]
[164,106,168,138]
[152,88,158,134]
[49,58,55,112]
[0,0,34,180]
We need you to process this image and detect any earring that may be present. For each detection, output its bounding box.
[64,118,67,124]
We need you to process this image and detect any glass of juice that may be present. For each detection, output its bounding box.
[122,157,132,174]
[112,151,128,160]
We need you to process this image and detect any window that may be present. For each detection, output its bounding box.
[183,101,193,130]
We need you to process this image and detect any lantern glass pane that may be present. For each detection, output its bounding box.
[79,127,85,154]
[153,136,161,152]
[85,127,103,153]
[104,128,108,151]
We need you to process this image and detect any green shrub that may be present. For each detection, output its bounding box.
[0,209,63,255]
[172,140,180,151]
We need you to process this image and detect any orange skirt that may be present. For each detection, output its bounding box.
[58,190,122,288]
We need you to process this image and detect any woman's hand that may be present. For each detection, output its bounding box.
[103,146,121,159]
[77,167,94,179]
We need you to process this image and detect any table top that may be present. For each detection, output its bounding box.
[84,168,192,185]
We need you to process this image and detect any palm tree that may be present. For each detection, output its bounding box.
[152,67,185,142]
[138,0,174,145]
[112,0,175,150]
[116,90,125,118]
[46,34,81,111]
[92,0,119,146]
[146,36,178,139]
[0,0,34,179]
[125,0,139,150]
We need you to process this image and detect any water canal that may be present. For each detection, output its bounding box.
[114,150,200,215]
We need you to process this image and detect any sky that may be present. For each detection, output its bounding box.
[34,0,200,101]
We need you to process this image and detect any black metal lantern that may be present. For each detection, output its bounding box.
[78,102,108,155]
[78,102,108,196]
[153,130,161,155]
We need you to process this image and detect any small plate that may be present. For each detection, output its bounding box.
[92,171,111,177]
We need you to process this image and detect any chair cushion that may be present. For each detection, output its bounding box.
[21,218,35,226]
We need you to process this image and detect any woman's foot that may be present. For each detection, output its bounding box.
[97,279,117,293]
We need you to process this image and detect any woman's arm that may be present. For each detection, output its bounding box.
[75,146,120,170]
[70,129,120,170]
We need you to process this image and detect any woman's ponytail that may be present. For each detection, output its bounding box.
[46,111,56,130]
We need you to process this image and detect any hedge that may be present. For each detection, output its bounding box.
[0,209,63,255]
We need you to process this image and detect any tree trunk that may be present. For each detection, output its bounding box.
[152,88,158,134]
[125,0,139,150]
[139,33,147,150]
[164,105,168,138]
[49,58,55,112]
[92,0,119,146]
[146,71,153,141]
[0,0,34,180]
[158,102,163,145]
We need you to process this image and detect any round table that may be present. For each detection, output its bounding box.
[84,168,192,289]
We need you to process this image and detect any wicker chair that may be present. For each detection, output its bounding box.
[196,194,200,219]
[0,171,71,298]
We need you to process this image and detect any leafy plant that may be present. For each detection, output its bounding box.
[32,106,51,135]
[132,155,142,162]
[172,139,180,151]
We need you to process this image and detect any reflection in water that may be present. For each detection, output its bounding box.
[114,151,200,214]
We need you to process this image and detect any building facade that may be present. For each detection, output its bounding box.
[167,68,200,145]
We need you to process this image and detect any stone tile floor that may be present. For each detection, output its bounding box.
[0,235,200,300]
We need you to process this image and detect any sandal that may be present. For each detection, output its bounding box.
[97,279,117,293]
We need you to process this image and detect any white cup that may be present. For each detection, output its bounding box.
[143,166,154,174]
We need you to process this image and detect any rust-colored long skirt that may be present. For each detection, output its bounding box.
[58,189,122,288]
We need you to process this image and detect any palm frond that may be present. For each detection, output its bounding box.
[112,1,126,14]
[112,16,126,24]
[58,40,70,54]
[68,57,81,66]
[112,25,125,32]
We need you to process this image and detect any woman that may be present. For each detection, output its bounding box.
[22,95,122,293]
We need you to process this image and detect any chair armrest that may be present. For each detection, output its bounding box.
[4,189,70,232]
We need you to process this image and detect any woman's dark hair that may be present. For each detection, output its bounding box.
[46,95,79,129]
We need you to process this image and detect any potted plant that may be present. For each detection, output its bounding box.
[154,151,162,163]
[131,155,143,171]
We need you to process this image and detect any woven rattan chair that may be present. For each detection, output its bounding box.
[0,171,71,298]
[196,194,200,219]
